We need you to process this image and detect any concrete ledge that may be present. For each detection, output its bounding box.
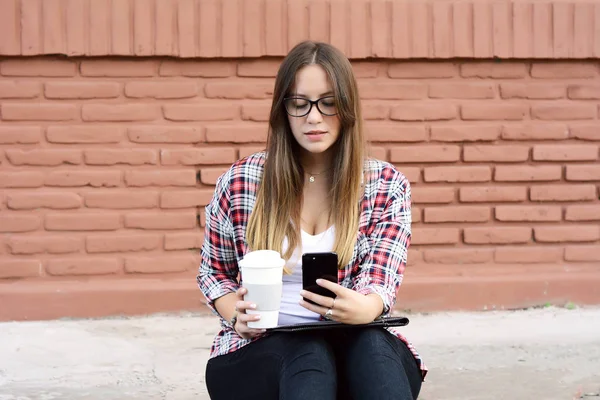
[1,264,599,321]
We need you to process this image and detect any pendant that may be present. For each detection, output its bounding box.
[309,176,315,183]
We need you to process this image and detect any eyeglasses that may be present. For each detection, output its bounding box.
[283,96,337,117]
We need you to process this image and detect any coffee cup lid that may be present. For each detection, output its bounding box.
[239,250,285,269]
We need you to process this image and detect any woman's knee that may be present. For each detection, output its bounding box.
[346,327,397,359]
[281,333,336,369]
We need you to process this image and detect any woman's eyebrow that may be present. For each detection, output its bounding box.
[294,91,334,98]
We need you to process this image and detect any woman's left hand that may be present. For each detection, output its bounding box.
[299,279,384,325]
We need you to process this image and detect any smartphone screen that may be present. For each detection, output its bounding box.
[302,252,338,305]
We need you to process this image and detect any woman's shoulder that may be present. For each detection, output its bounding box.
[364,157,411,194]
[216,150,267,186]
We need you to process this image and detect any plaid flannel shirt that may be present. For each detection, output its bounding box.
[197,151,428,380]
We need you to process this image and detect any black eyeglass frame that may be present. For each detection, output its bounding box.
[283,96,338,117]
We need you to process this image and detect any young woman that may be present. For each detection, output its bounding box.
[198,40,427,400]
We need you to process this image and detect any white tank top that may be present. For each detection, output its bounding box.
[277,226,336,326]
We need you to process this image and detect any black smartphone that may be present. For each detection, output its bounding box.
[302,252,338,306]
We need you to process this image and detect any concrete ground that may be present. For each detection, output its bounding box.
[0,307,599,400]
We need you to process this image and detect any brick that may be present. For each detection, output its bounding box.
[128,126,204,143]
[461,104,528,121]
[238,60,280,77]
[365,125,428,142]
[160,190,213,209]
[47,126,124,144]
[0,214,41,232]
[395,166,421,183]
[86,234,161,253]
[125,82,198,99]
[499,83,565,99]
[390,104,457,121]
[411,228,460,245]
[124,255,196,273]
[424,166,491,183]
[368,146,387,161]
[206,124,268,143]
[159,60,235,77]
[6,192,82,210]
[0,127,42,144]
[45,82,121,99]
[239,146,266,159]
[495,165,562,182]
[533,145,598,161]
[359,83,427,100]
[565,205,600,221]
[0,81,41,98]
[534,226,600,243]
[429,83,495,99]
[46,258,121,276]
[85,191,159,209]
[84,149,158,165]
[164,232,205,250]
[460,62,527,78]
[161,148,236,165]
[463,145,530,162]
[388,62,457,78]
[7,236,82,254]
[204,82,274,99]
[495,205,561,222]
[531,185,597,202]
[570,125,600,141]
[565,245,600,262]
[351,62,380,78]
[430,125,501,142]
[390,145,460,163]
[45,170,122,187]
[424,206,490,223]
[88,0,109,55]
[1,103,78,121]
[411,207,421,223]
[531,63,598,78]
[567,85,600,100]
[125,170,197,187]
[566,165,600,181]
[463,227,532,244]
[0,260,41,279]
[45,213,121,231]
[460,186,527,203]
[423,248,494,264]
[1,59,76,76]
[80,60,156,77]
[125,211,197,229]
[82,104,160,122]
[494,247,563,263]
[6,149,81,166]
[532,104,596,120]
[362,103,390,120]
[0,172,43,188]
[163,104,239,121]
[411,187,455,204]
[502,125,569,141]
[242,103,271,122]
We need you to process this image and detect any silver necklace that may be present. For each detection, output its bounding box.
[306,167,332,183]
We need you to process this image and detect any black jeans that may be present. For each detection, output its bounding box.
[205,327,422,400]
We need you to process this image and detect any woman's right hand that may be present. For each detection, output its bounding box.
[233,287,266,340]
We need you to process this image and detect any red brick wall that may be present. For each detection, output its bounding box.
[1,0,599,320]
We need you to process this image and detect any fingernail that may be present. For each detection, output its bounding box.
[250,303,257,309]
[316,279,322,284]
[299,290,306,296]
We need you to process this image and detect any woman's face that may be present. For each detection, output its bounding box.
[286,64,341,159]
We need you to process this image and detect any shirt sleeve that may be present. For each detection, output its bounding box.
[196,169,241,317]
[352,170,412,316]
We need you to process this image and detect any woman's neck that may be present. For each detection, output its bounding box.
[300,149,334,174]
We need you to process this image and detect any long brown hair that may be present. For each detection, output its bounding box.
[246,40,366,272]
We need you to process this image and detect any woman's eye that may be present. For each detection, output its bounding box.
[293,100,308,107]
[321,100,335,107]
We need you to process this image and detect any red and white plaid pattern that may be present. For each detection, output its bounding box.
[197,151,428,380]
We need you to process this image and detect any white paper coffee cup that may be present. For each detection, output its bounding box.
[239,250,285,329]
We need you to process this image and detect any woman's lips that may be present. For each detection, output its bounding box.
[304,131,327,142]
